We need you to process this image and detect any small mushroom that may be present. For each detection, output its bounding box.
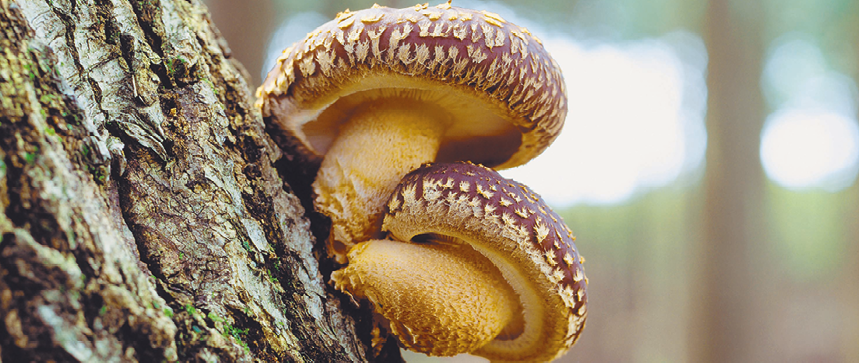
[332,162,587,362]
[256,2,567,262]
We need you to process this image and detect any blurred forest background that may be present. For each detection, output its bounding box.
[205,0,859,362]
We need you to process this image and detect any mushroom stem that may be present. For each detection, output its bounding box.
[331,239,520,356]
[313,99,449,262]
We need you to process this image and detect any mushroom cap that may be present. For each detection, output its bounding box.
[256,2,567,170]
[383,162,587,362]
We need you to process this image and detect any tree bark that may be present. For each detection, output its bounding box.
[691,0,770,362]
[0,0,398,361]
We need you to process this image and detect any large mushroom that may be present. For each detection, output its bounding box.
[332,162,587,362]
[256,2,567,262]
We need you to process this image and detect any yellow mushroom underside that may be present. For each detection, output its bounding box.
[331,239,519,356]
[313,98,449,256]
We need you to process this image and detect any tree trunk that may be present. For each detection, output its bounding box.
[0,0,399,361]
[691,0,770,362]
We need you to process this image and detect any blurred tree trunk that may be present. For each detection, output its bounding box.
[844,187,859,363]
[207,0,275,87]
[848,38,859,362]
[692,0,772,362]
[0,0,399,361]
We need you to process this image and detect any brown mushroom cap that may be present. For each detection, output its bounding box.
[256,2,567,170]
[334,162,588,362]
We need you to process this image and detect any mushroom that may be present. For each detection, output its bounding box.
[256,2,567,262]
[332,162,587,362]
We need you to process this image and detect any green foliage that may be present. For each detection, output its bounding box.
[267,268,279,285]
[206,312,225,323]
[24,149,38,165]
[206,312,250,351]
[223,323,250,352]
[184,304,197,316]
